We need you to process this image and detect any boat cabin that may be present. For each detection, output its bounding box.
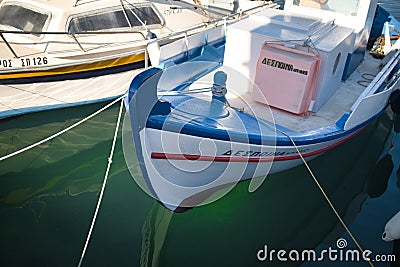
[0,0,213,59]
[285,0,378,79]
[223,0,378,114]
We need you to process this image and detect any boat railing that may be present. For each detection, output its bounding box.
[120,0,151,32]
[0,2,278,61]
[143,2,279,69]
[171,0,231,18]
[1,0,170,57]
[343,49,400,130]
[352,49,400,109]
[73,0,111,7]
[0,30,147,58]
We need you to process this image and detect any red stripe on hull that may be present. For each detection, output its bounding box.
[151,129,363,162]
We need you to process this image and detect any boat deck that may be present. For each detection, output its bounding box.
[0,69,141,119]
[205,53,383,133]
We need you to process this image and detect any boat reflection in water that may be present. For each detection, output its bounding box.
[0,104,398,266]
[0,102,154,266]
[0,103,125,213]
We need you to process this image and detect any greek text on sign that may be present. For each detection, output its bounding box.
[261,57,309,75]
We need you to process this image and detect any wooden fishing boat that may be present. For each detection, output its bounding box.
[0,0,271,118]
[125,0,400,211]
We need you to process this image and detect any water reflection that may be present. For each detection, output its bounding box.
[0,103,126,216]
[394,115,400,191]
[0,103,130,266]
[0,105,398,266]
[392,240,400,267]
[368,154,393,198]
[367,113,400,199]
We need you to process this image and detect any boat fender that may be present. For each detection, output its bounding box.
[146,30,160,67]
[148,42,161,66]
[389,89,400,114]
[382,211,400,241]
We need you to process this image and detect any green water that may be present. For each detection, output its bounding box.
[0,101,399,266]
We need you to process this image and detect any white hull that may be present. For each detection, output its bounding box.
[137,126,362,211]
[0,68,140,119]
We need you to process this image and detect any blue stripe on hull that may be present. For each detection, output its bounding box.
[146,98,386,147]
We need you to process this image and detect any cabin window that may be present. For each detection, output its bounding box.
[0,4,49,36]
[332,52,341,75]
[68,4,163,34]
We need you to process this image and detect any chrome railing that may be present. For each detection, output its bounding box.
[143,2,280,69]
[0,2,279,62]
[0,30,147,58]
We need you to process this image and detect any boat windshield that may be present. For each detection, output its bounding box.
[0,4,49,36]
[68,4,163,33]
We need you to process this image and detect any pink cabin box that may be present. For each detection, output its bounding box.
[253,43,320,115]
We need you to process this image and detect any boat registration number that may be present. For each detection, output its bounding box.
[0,57,49,68]
[0,59,13,68]
[20,57,48,67]
[164,7,182,16]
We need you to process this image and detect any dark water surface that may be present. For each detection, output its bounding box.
[1,101,399,267]
[1,1,400,266]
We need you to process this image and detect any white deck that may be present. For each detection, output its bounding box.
[188,53,383,132]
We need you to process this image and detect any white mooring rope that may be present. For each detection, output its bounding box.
[0,95,126,162]
[287,137,375,267]
[77,98,124,267]
[254,115,375,267]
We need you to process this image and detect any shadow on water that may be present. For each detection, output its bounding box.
[0,103,399,266]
